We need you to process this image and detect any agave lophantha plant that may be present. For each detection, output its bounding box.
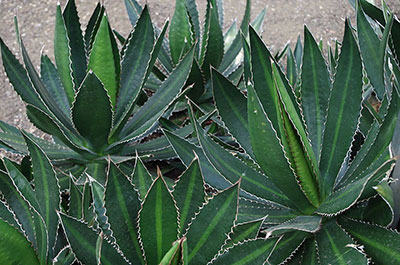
[166,2,400,264]
[58,156,288,265]
[0,0,197,184]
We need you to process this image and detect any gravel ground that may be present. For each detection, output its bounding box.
[0,0,399,134]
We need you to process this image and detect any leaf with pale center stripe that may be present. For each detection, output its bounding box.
[339,217,400,264]
[319,20,363,199]
[60,213,129,265]
[139,176,178,265]
[223,218,264,249]
[132,156,153,200]
[316,220,367,265]
[300,26,331,161]
[173,158,206,236]
[23,132,60,256]
[105,162,144,264]
[186,181,239,264]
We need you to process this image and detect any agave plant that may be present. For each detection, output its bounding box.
[0,132,68,264]
[0,0,195,183]
[166,3,400,264]
[57,156,286,264]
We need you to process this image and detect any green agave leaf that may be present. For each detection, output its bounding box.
[264,216,322,236]
[212,237,279,265]
[54,4,75,103]
[300,26,331,161]
[117,47,195,143]
[340,91,399,187]
[339,217,400,264]
[84,3,105,56]
[316,220,367,264]
[201,0,224,76]
[219,0,250,72]
[59,213,129,265]
[223,217,264,249]
[286,48,297,88]
[195,119,294,208]
[132,156,153,200]
[105,163,144,264]
[113,6,155,134]
[242,33,252,88]
[0,37,47,112]
[267,231,307,265]
[212,67,253,156]
[186,181,240,264]
[139,175,178,265]
[301,238,319,265]
[0,218,40,265]
[124,0,142,26]
[68,179,83,219]
[33,210,48,265]
[224,21,238,53]
[248,26,280,135]
[363,193,394,227]
[82,180,94,223]
[72,71,112,153]
[63,0,87,87]
[87,14,119,108]
[0,168,36,247]
[186,0,201,50]
[357,2,393,100]
[319,19,363,199]
[173,157,206,236]
[23,132,60,254]
[169,0,193,65]
[0,201,20,229]
[89,176,112,239]
[247,85,314,213]
[2,158,40,212]
[40,54,71,118]
[237,197,297,224]
[163,129,232,190]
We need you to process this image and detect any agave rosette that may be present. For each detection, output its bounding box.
[166,2,400,264]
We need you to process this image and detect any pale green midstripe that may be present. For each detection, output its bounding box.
[188,191,235,261]
[323,227,347,265]
[112,173,143,262]
[323,46,354,183]
[156,181,163,261]
[231,240,275,265]
[35,148,50,229]
[180,166,197,232]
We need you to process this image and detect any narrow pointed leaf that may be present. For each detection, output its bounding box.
[54,4,75,103]
[113,7,155,131]
[319,20,363,198]
[23,132,60,253]
[40,54,70,117]
[60,214,129,265]
[72,72,112,152]
[301,238,319,265]
[118,47,195,143]
[0,38,46,111]
[132,157,153,200]
[339,217,400,264]
[212,68,253,156]
[63,0,87,87]
[139,176,178,265]
[267,231,307,265]
[90,179,112,238]
[169,0,193,64]
[68,180,83,219]
[124,0,142,26]
[0,218,40,265]
[105,163,144,264]
[213,237,279,265]
[357,3,393,99]
[186,182,239,264]
[0,201,20,228]
[87,14,119,107]
[300,26,331,160]
[173,158,206,235]
[316,220,367,265]
[84,3,104,55]
[265,216,322,236]
[247,85,314,213]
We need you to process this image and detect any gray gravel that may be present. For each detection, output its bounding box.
[0,0,399,133]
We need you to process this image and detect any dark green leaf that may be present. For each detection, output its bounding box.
[223,218,264,249]
[132,156,153,200]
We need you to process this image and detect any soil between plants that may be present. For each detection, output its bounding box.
[0,0,399,149]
